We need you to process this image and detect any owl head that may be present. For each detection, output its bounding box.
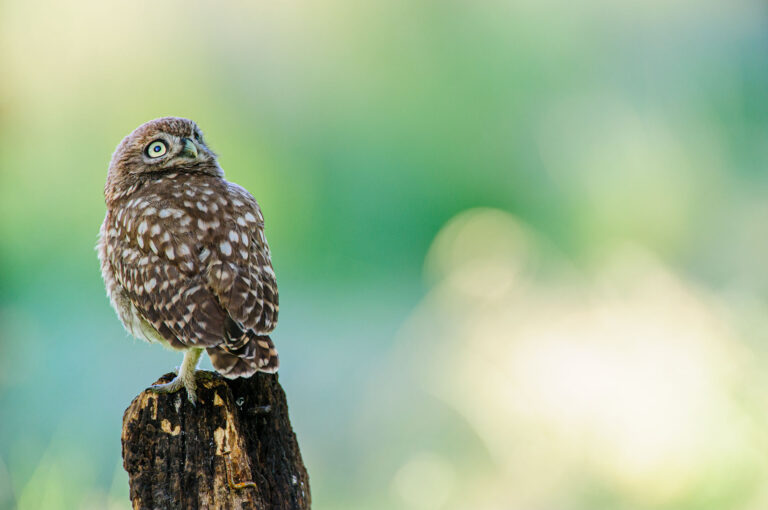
[105,117,222,203]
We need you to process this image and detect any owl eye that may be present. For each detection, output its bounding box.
[146,140,168,158]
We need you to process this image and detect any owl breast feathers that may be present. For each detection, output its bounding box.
[98,117,279,378]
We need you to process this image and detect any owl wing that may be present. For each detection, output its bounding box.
[204,194,278,334]
[202,185,280,375]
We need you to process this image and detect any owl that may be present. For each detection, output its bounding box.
[98,117,279,403]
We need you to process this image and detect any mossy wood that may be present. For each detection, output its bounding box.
[121,371,310,509]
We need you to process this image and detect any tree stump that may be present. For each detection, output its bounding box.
[121,371,310,509]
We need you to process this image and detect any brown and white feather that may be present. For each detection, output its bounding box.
[98,117,279,378]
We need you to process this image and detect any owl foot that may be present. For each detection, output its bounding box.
[149,348,204,405]
[150,375,198,404]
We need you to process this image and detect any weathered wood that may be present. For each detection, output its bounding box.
[122,371,310,510]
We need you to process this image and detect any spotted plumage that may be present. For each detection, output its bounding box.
[98,117,279,402]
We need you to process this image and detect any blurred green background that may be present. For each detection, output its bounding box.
[2,0,768,509]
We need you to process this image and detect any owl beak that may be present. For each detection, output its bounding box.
[180,138,199,159]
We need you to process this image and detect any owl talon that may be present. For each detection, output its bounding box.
[148,348,203,404]
[149,376,198,404]
[149,377,198,404]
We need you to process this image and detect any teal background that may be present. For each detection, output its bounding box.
[2,1,768,509]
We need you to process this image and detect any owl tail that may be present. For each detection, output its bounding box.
[207,331,279,379]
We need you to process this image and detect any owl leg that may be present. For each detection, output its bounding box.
[149,347,204,404]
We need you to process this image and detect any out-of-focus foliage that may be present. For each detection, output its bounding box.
[1,0,768,509]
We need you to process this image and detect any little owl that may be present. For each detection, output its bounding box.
[98,117,279,403]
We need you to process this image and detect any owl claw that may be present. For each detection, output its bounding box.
[149,375,198,404]
[147,348,203,405]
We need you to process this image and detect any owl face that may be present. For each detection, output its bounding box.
[105,117,222,202]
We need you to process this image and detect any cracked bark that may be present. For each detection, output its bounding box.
[121,371,310,509]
